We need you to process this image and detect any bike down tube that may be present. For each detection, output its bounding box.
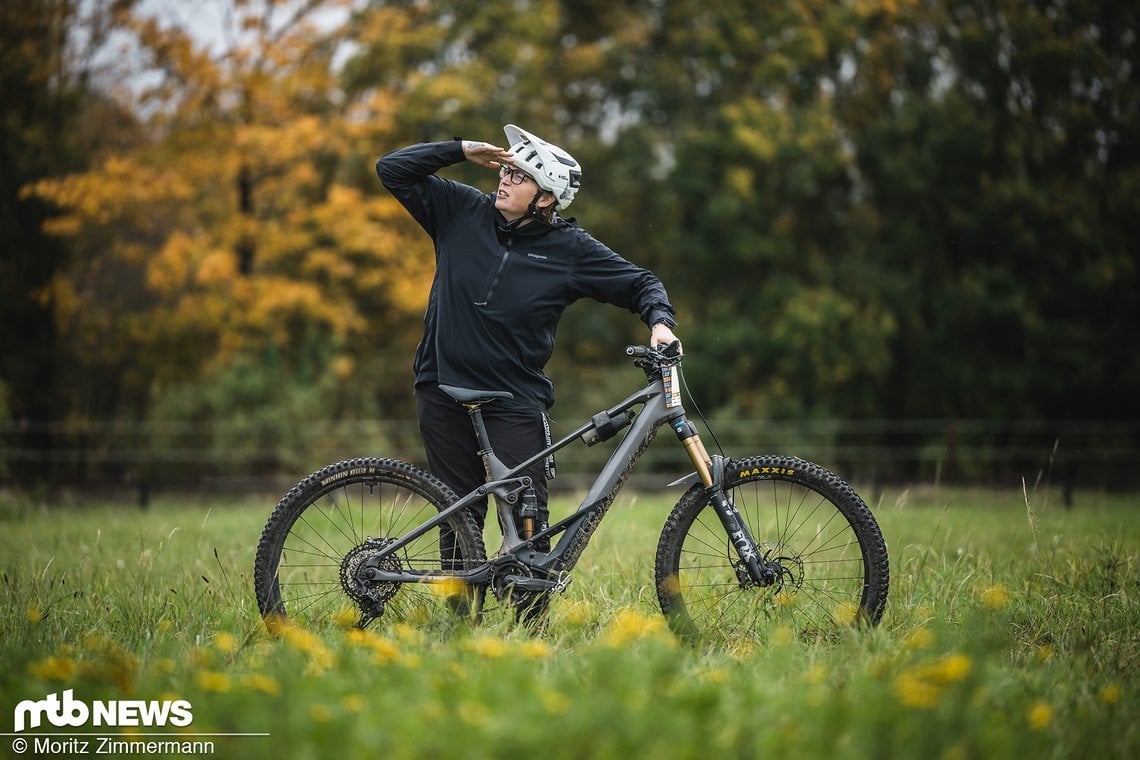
[521,382,679,569]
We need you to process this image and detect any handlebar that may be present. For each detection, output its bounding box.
[625,341,683,367]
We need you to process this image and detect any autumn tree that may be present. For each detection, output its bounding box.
[24,0,440,475]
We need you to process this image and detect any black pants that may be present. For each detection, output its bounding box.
[416,382,549,536]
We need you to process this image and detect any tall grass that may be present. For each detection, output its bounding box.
[1,486,1137,759]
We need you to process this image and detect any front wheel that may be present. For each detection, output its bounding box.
[655,455,889,646]
[253,457,486,631]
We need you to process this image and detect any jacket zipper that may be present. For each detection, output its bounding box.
[474,239,512,306]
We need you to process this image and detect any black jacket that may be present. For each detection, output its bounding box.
[377,140,677,410]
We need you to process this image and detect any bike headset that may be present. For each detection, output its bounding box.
[503,124,582,222]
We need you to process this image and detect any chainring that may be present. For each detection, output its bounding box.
[489,559,551,620]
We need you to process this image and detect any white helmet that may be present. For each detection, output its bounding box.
[503,124,582,210]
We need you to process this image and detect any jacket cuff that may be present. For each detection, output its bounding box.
[647,309,677,329]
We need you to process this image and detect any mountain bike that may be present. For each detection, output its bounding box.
[253,344,889,645]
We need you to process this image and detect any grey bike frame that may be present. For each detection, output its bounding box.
[365,373,681,580]
[365,357,774,587]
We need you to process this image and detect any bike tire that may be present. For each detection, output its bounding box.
[254,457,486,631]
[655,454,889,646]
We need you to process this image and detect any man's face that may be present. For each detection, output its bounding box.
[495,165,548,221]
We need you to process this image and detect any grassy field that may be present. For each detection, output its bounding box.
[1,484,1137,759]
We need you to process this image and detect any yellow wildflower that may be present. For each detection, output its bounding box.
[280,625,320,653]
[457,701,491,726]
[927,653,972,683]
[194,671,232,693]
[894,651,972,709]
[517,639,552,659]
[341,694,367,713]
[770,624,798,647]
[894,670,943,709]
[555,599,594,625]
[771,625,795,647]
[540,691,572,716]
[29,655,78,681]
[701,668,729,684]
[1098,684,1122,706]
[281,625,334,672]
[941,745,968,760]
[831,601,859,625]
[345,628,401,665]
[980,584,1011,609]
[331,606,359,629]
[904,627,935,650]
[428,576,469,599]
[308,704,333,723]
[464,636,509,658]
[213,632,237,654]
[392,623,424,645]
[773,591,796,608]
[602,609,669,648]
[1027,701,1052,729]
[263,614,288,636]
[79,636,137,692]
[26,605,43,623]
[240,673,280,695]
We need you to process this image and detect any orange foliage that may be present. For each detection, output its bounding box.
[25,0,432,388]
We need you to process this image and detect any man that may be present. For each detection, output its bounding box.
[377,124,680,550]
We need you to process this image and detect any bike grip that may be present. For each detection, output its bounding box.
[626,345,648,357]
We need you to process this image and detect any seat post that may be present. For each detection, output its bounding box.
[437,384,514,483]
[465,403,494,452]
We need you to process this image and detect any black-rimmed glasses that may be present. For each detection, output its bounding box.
[499,165,533,185]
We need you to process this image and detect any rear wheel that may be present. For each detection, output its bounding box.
[254,457,486,631]
[655,455,889,646]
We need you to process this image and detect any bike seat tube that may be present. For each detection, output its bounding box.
[671,417,713,487]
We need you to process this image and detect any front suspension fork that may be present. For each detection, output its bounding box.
[670,417,776,587]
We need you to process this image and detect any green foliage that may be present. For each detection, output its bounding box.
[0,0,103,474]
[3,0,1138,488]
[0,488,1137,758]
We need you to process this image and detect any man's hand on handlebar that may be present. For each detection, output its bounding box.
[650,322,682,355]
